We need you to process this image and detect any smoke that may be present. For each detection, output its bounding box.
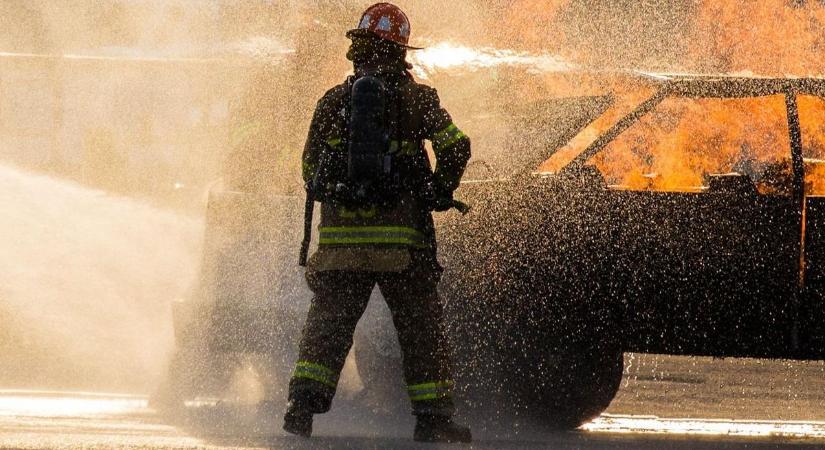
[0,1,699,197]
[0,164,202,392]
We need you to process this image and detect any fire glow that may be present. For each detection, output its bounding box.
[592,95,805,194]
[541,88,825,195]
[407,44,825,196]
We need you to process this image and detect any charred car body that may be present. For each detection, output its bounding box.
[163,75,825,430]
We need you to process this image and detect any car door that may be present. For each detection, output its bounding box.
[798,93,825,357]
[579,91,802,358]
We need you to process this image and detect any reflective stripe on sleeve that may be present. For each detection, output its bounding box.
[302,160,317,181]
[407,380,455,402]
[326,137,344,149]
[293,361,338,388]
[432,124,467,154]
[318,226,427,248]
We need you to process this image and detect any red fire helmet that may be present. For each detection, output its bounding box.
[346,3,422,49]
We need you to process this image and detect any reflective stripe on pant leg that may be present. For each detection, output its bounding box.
[289,270,373,413]
[407,380,454,402]
[379,254,455,416]
[293,360,338,388]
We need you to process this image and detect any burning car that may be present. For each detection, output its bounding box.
[423,74,825,428]
[160,74,825,431]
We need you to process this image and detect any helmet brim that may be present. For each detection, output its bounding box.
[346,28,423,50]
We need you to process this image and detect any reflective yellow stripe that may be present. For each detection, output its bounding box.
[319,226,427,248]
[441,132,466,149]
[319,237,427,247]
[302,160,317,181]
[407,380,455,391]
[339,207,377,219]
[407,380,454,402]
[319,226,421,234]
[433,124,459,142]
[293,361,338,388]
[432,124,467,154]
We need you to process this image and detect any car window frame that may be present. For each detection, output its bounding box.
[556,79,825,208]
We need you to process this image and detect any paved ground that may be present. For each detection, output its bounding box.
[4,396,825,450]
[3,354,825,449]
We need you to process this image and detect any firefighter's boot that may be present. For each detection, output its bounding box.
[413,415,472,443]
[282,401,313,438]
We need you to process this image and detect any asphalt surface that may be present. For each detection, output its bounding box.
[3,405,825,450]
[4,397,825,450]
[2,354,825,449]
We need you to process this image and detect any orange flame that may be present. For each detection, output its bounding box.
[799,95,825,194]
[539,0,825,195]
[500,0,571,53]
[592,96,792,193]
[691,1,825,77]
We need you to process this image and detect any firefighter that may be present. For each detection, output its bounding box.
[282,3,472,443]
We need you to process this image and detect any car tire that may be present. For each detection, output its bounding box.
[506,338,624,429]
[351,302,407,411]
[151,345,237,413]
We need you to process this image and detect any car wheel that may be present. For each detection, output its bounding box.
[507,339,624,429]
[151,345,237,412]
[352,301,407,411]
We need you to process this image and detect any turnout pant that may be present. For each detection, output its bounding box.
[288,252,455,416]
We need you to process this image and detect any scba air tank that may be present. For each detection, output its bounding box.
[348,76,391,187]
